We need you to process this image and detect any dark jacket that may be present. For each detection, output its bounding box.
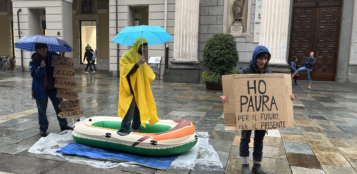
[29,51,59,100]
[239,46,272,74]
[84,50,93,62]
[290,61,298,73]
[304,57,317,69]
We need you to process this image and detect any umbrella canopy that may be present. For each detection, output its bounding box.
[15,35,73,52]
[112,25,173,46]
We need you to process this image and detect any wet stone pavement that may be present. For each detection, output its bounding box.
[0,70,357,174]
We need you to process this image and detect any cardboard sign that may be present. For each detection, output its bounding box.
[52,56,75,68]
[57,89,79,101]
[58,110,84,118]
[222,74,294,130]
[59,99,80,111]
[55,78,78,90]
[53,67,76,79]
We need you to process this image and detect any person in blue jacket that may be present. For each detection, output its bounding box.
[290,58,298,85]
[29,43,73,137]
[292,52,317,89]
[221,46,295,174]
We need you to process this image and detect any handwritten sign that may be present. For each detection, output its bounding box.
[222,74,294,130]
[52,56,75,68]
[53,67,76,79]
[58,110,84,118]
[57,89,79,101]
[55,78,78,90]
[59,99,80,111]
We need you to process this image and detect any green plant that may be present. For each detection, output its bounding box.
[202,72,222,85]
[229,70,240,74]
[203,33,239,76]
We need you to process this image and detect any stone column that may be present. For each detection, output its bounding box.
[164,0,201,83]
[171,0,200,69]
[259,0,290,64]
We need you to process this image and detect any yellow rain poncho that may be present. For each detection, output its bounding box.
[118,37,159,127]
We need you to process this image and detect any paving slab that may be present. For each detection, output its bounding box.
[155,169,191,174]
[284,141,313,155]
[337,147,357,159]
[291,166,325,174]
[209,139,232,153]
[336,125,357,134]
[279,127,302,135]
[329,138,357,147]
[262,146,286,158]
[322,165,357,174]
[0,153,62,174]
[287,153,322,169]
[322,130,351,139]
[209,131,235,141]
[299,125,323,133]
[315,152,350,167]
[308,116,328,120]
[281,133,307,143]
[43,162,132,174]
[263,136,283,147]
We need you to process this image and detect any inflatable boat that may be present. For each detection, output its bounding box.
[72,116,198,156]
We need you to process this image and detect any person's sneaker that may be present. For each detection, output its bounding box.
[252,165,266,174]
[308,85,311,89]
[242,165,252,174]
[40,130,47,137]
[117,129,130,136]
[61,127,74,131]
[92,71,96,73]
[85,71,89,74]
[132,128,140,133]
[291,74,295,78]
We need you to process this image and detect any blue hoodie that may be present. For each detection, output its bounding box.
[250,46,271,67]
[240,46,272,74]
[29,51,59,100]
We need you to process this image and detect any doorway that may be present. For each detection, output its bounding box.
[80,20,96,64]
[288,0,343,81]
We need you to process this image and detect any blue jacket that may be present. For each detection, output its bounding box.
[240,46,272,74]
[29,51,59,100]
[305,57,317,69]
[290,61,298,72]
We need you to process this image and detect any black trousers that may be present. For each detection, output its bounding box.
[239,130,266,161]
[85,60,93,71]
[92,60,97,71]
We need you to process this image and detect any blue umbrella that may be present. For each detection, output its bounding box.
[112,25,173,46]
[15,35,73,52]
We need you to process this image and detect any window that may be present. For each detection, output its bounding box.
[82,0,93,14]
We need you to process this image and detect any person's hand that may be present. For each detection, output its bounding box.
[137,56,146,66]
[60,51,65,57]
[41,60,46,68]
[221,96,227,103]
[290,94,295,101]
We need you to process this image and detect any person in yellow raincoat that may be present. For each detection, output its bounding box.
[117,37,159,136]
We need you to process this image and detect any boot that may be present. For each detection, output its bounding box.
[241,165,252,174]
[291,74,295,78]
[308,85,311,89]
[252,164,266,174]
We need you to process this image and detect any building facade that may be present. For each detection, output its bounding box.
[0,0,356,83]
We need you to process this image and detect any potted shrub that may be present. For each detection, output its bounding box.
[202,33,239,90]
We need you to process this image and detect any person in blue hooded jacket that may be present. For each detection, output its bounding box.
[221,46,294,174]
[29,43,73,137]
[292,52,317,89]
[290,58,299,85]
